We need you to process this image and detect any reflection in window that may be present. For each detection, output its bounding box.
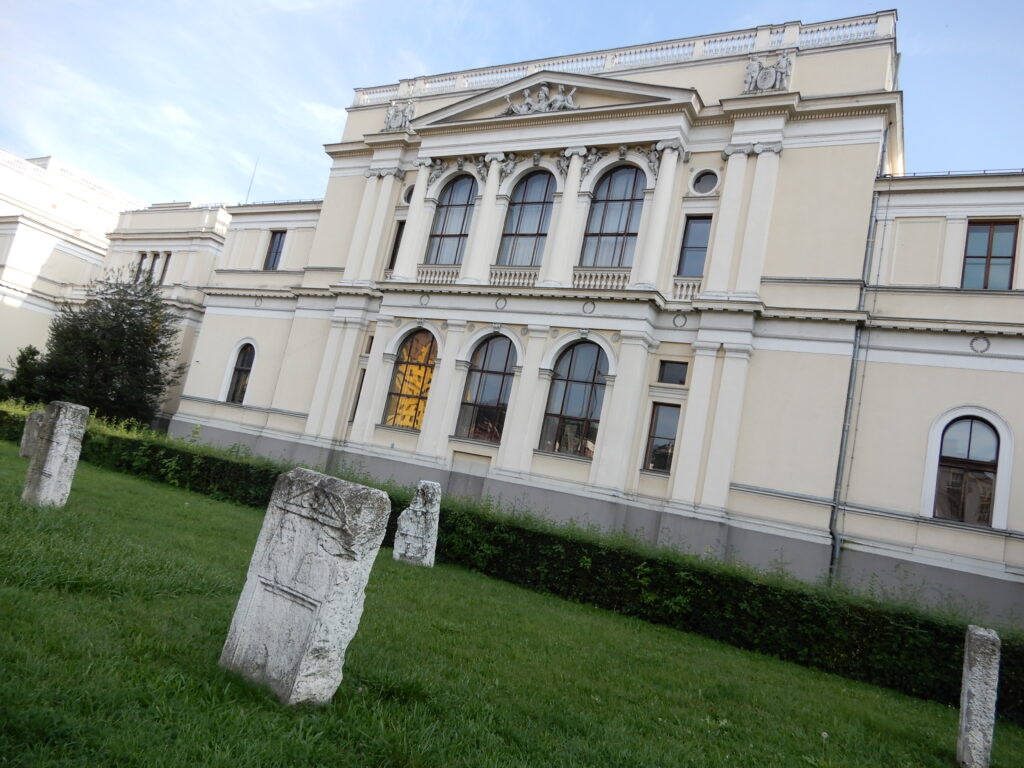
[538,342,608,458]
[658,361,688,385]
[677,217,711,277]
[455,335,516,442]
[580,166,646,268]
[425,176,477,265]
[498,171,555,267]
[934,417,998,526]
[264,231,286,270]
[226,344,255,404]
[962,222,1016,290]
[643,403,680,472]
[382,330,437,430]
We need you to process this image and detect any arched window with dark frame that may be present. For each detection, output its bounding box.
[497,171,555,267]
[580,165,646,268]
[935,416,998,526]
[538,341,608,458]
[455,335,516,442]
[226,344,255,404]
[382,330,438,430]
[425,175,477,265]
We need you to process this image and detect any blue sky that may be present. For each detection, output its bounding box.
[2,1,1021,204]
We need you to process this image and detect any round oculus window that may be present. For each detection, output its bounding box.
[403,185,416,204]
[692,170,719,194]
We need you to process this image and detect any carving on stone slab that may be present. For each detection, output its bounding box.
[19,410,45,459]
[474,156,488,180]
[742,52,793,93]
[427,159,449,186]
[618,145,628,160]
[393,480,442,567]
[635,143,661,179]
[580,147,608,179]
[498,82,579,116]
[957,625,1001,768]
[498,153,519,182]
[219,468,390,706]
[531,151,543,167]
[21,401,89,508]
[382,100,415,132]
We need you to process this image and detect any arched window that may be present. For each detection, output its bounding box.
[580,166,646,268]
[425,175,478,265]
[382,330,437,430]
[455,335,516,442]
[935,417,999,526]
[538,341,608,458]
[497,171,555,267]
[226,344,255,404]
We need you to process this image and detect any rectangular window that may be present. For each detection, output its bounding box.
[677,216,712,277]
[387,221,405,271]
[962,221,1016,290]
[348,369,366,423]
[264,230,286,270]
[643,403,680,473]
[658,361,688,385]
[135,252,148,282]
[158,251,172,284]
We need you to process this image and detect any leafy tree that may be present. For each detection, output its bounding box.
[3,274,185,423]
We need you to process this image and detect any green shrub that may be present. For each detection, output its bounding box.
[1,400,1021,724]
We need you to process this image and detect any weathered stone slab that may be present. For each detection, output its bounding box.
[18,410,46,458]
[21,401,89,507]
[957,625,1001,768]
[219,467,390,706]
[393,480,441,567]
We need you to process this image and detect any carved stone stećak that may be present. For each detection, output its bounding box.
[19,410,45,459]
[743,52,793,93]
[21,401,89,508]
[957,625,1001,768]
[219,468,390,706]
[498,82,579,116]
[393,480,442,567]
[382,100,415,132]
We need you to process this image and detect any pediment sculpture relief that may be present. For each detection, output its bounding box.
[498,82,579,116]
[742,52,792,94]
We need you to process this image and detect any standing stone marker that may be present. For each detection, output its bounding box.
[393,480,441,567]
[18,410,46,458]
[220,467,390,706]
[21,401,89,507]
[957,625,1001,768]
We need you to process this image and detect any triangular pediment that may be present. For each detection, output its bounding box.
[411,70,703,130]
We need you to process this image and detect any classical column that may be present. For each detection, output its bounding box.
[538,147,586,287]
[342,171,380,282]
[590,332,653,490]
[669,341,720,505]
[417,320,467,455]
[305,319,347,437]
[459,155,502,284]
[312,320,368,441]
[390,160,432,282]
[701,146,750,295]
[630,141,681,290]
[734,143,782,296]
[356,169,403,282]
[495,325,549,472]
[700,342,753,510]
[350,316,399,444]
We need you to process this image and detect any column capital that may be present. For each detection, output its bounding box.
[722,342,752,359]
[484,152,505,163]
[445,319,469,332]
[692,341,722,355]
[382,352,397,364]
[454,360,471,372]
[414,157,434,168]
[563,146,587,158]
[364,167,406,180]
[722,143,754,159]
[656,139,683,153]
[527,324,550,338]
[620,330,659,351]
[753,141,783,155]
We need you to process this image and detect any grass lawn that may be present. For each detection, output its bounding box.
[0,441,1022,767]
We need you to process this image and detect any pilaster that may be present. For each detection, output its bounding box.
[735,143,782,295]
[630,142,681,289]
[350,316,399,443]
[700,342,753,510]
[538,148,585,287]
[417,320,467,455]
[701,147,749,295]
[669,341,720,505]
[356,169,402,282]
[390,161,431,281]
[495,325,549,471]
[342,172,380,282]
[459,156,502,284]
[316,320,369,441]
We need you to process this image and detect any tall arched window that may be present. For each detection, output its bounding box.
[226,344,255,404]
[935,417,999,526]
[538,341,608,458]
[425,175,478,265]
[498,171,555,267]
[382,330,438,430]
[455,335,516,442]
[580,166,646,268]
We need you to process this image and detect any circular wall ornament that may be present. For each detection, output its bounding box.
[672,312,687,328]
[611,332,621,342]
[550,328,560,338]
[254,297,263,307]
[495,297,508,310]
[582,300,596,315]
[970,335,991,354]
[520,326,529,336]
[418,293,430,306]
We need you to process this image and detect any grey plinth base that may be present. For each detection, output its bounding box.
[957,625,1001,768]
[18,410,45,458]
[393,480,441,567]
[21,401,89,507]
[219,467,390,706]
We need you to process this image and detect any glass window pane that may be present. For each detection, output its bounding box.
[934,465,962,521]
[596,237,616,267]
[992,226,1016,257]
[519,204,542,234]
[653,405,681,439]
[539,416,558,452]
[965,227,990,257]
[941,419,971,459]
[968,420,998,462]
[586,203,606,234]
[588,384,605,419]
[580,238,597,267]
[627,202,643,233]
[569,343,598,380]
[479,373,503,406]
[962,260,986,289]
[603,202,626,234]
[988,260,1012,290]
[658,361,688,385]
[962,470,995,525]
[564,383,588,417]
[684,218,712,248]
[484,337,511,371]
[546,380,566,411]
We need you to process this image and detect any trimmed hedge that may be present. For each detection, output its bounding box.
[1,405,1021,724]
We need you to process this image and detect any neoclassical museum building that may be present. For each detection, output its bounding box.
[4,10,1023,622]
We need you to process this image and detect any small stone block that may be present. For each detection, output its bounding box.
[957,625,1001,768]
[21,401,89,507]
[219,467,390,706]
[393,480,441,567]
[19,410,46,458]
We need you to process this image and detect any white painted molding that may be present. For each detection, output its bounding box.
[538,329,617,376]
[578,158,654,195]
[384,320,447,359]
[217,337,259,404]
[455,326,526,366]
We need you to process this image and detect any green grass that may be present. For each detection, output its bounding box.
[1,442,1022,767]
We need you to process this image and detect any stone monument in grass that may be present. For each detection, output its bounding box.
[21,401,89,507]
[220,467,390,706]
[393,480,441,567]
[957,625,1001,768]
[18,410,46,459]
